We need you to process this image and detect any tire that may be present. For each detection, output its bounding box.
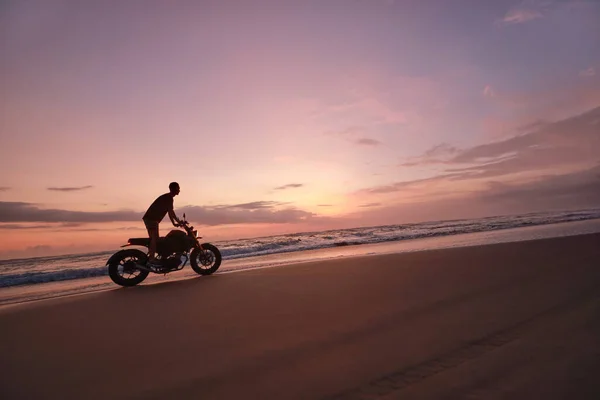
[190,243,222,275]
[107,249,150,287]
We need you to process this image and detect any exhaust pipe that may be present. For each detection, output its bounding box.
[134,263,153,272]
[133,262,179,273]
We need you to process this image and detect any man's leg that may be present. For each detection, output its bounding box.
[145,220,159,262]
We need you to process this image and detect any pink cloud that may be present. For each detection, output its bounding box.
[312,67,444,130]
[497,0,599,26]
[500,8,544,25]
[579,67,596,77]
[480,76,600,123]
[356,138,382,146]
[400,143,458,166]
[483,85,496,98]
[497,0,552,26]
[323,97,407,125]
[324,126,383,146]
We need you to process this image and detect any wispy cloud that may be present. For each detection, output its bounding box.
[400,143,458,167]
[359,202,381,208]
[579,67,596,77]
[497,0,550,26]
[360,174,460,194]
[214,201,281,210]
[424,143,460,158]
[359,0,396,6]
[0,222,90,231]
[497,0,599,27]
[500,8,544,25]
[0,224,58,230]
[480,76,600,126]
[274,183,304,190]
[0,187,11,192]
[324,97,407,125]
[47,185,93,192]
[325,126,366,137]
[326,126,382,146]
[483,85,496,98]
[356,138,382,146]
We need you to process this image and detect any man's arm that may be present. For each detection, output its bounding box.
[168,209,181,227]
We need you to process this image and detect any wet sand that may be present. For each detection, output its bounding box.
[2,233,600,399]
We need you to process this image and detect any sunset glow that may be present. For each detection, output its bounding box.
[1,0,599,258]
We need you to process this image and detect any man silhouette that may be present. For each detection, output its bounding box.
[143,182,182,267]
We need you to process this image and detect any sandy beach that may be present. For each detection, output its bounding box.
[2,233,600,399]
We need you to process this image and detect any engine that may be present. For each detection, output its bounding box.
[162,253,184,269]
[155,230,191,267]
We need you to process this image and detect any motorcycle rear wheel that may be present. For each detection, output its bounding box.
[190,244,222,275]
[108,249,150,287]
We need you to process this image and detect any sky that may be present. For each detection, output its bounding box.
[1,0,599,258]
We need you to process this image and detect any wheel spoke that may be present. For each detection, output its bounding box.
[118,256,143,279]
[197,251,215,268]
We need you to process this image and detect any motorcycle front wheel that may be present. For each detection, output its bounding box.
[190,243,222,275]
[107,249,150,287]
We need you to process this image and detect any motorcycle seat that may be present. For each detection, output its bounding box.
[127,237,170,246]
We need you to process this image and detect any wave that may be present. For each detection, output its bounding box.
[219,209,600,259]
[0,266,108,288]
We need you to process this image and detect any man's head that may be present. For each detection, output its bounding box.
[169,182,180,196]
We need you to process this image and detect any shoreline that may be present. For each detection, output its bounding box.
[2,218,600,308]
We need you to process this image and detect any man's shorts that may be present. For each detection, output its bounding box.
[143,219,159,234]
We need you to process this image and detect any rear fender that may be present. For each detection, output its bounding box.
[126,238,151,247]
[106,249,147,266]
[120,241,144,248]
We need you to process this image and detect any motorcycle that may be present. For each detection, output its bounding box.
[106,214,222,287]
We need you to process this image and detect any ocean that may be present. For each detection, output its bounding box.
[1,208,600,306]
